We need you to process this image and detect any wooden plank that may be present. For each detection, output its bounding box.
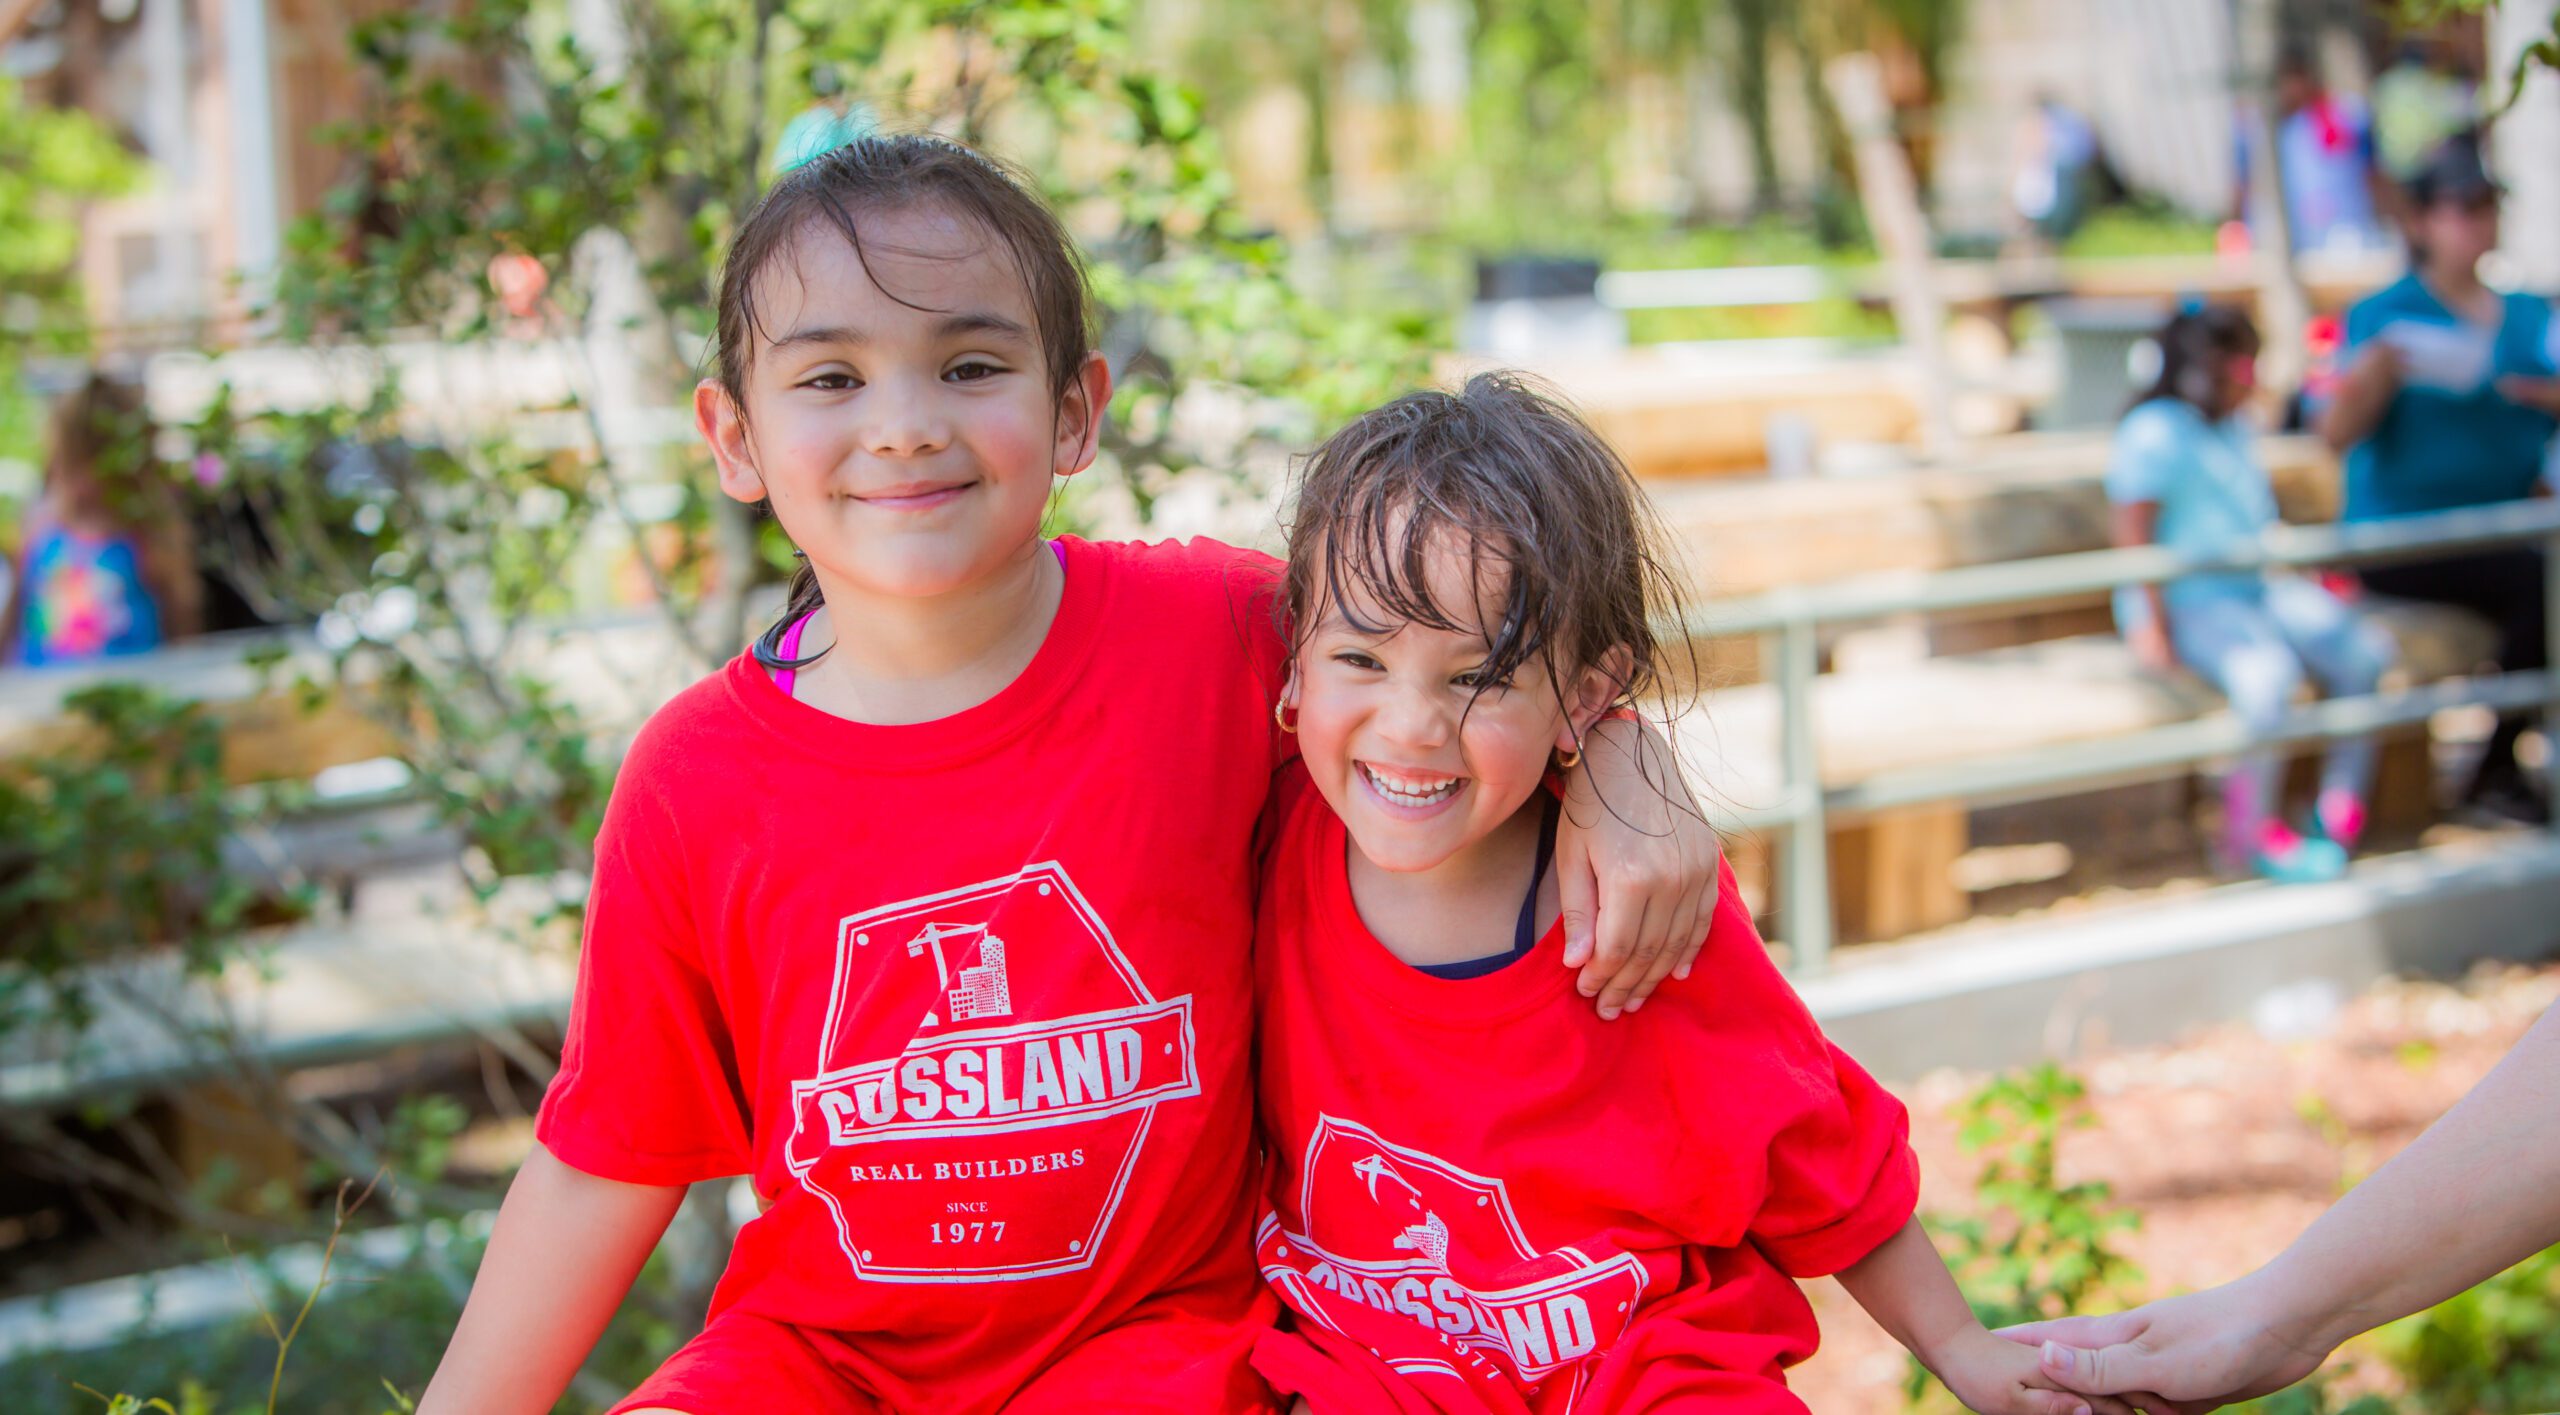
[1829,807,1970,942]
[1647,432,2336,598]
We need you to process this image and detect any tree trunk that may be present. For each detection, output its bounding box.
[1727,0,1782,213]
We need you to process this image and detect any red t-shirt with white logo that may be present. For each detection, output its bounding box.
[1251,769,1918,1414]
[536,536,1287,1414]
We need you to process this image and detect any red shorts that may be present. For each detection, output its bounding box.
[613,1301,1280,1414]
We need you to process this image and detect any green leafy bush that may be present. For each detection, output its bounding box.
[1907,1064,2142,1409]
[2366,1243,2560,1415]
[0,685,286,1041]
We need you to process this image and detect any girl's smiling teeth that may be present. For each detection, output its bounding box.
[1357,761,1466,807]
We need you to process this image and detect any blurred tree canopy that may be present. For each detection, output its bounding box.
[0,73,135,462]
[1169,0,1965,244]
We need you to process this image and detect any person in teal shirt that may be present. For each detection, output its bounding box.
[2320,133,2560,824]
[2111,306,2394,883]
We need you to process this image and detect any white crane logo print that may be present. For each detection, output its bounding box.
[907,921,1013,1028]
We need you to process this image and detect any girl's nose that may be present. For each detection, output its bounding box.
[1374,680,1454,750]
[863,378,954,457]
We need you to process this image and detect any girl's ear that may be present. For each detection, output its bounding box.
[1554,647,1633,756]
[696,379,765,504]
[1054,351,1114,479]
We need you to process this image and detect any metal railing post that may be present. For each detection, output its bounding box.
[2546,527,2560,834]
[1776,616,1834,974]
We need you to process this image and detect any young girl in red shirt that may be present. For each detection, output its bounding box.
[417,137,1721,1415]
[1253,374,2153,1415]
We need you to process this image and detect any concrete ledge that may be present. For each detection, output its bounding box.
[1805,835,2560,1080]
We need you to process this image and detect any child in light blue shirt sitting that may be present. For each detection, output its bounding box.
[2108,306,2395,883]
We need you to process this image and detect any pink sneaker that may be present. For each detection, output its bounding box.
[2316,789,2368,852]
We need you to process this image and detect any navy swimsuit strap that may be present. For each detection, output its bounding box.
[1413,793,1561,981]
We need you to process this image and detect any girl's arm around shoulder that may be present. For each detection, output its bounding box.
[1554,717,1728,1018]
[418,1143,688,1415]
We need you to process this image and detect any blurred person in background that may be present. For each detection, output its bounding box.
[2011,92,2103,246]
[2319,132,2559,825]
[2110,305,2394,884]
[2237,47,2388,255]
[1,373,198,668]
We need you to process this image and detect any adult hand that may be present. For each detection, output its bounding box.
[1554,714,1720,1019]
[1997,1283,2331,1415]
[2494,374,2560,416]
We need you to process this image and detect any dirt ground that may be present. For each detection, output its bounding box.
[1784,959,2560,1411]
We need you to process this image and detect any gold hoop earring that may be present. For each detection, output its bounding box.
[1274,699,1298,734]
[1555,738,1582,770]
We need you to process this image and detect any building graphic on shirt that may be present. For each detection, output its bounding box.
[783,862,1204,1285]
[904,921,1013,1026]
[1394,1211,1451,1268]
[1256,1114,1649,1402]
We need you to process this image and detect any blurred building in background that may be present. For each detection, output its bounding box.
[0,0,406,343]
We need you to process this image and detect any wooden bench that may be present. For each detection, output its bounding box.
[1674,598,2502,942]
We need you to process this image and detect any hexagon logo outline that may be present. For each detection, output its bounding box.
[784,860,1201,1285]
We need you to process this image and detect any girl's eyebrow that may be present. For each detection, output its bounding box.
[770,312,1031,352]
[770,324,861,352]
[935,311,1032,342]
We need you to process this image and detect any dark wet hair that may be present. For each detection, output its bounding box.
[2134,304,2259,417]
[711,133,1096,672]
[1282,371,1691,738]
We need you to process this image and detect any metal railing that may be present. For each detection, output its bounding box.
[1679,497,2560,976]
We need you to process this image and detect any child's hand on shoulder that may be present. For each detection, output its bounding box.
[1925,1324,2163,1415]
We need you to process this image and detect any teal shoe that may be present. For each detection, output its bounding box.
[2255,829,2348,884]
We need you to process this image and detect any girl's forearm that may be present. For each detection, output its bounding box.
[2257,1003,2560,1355]
[419,1143,689,1415]
[1835,1218,1981,1373]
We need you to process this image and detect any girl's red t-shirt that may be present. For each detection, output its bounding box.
[1251,769,1918,1415]
[536,536,1287,1414]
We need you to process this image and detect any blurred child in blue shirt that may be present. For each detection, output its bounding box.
[2110,306,2394,882]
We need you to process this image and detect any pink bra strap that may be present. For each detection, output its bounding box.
[769,612,813,697]
[767,543,1062,699]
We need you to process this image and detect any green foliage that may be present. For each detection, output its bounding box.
[0,75,138,461]
[0,685,281,1041]
[2397,1,2560,114]
[4,1228,679,1414]
[2058,206,2220,261]
[2366,1243,2560,1415]
[179,381,616,915]
[1938,1064,2144,1326]
[1906,1064,2143,1409]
